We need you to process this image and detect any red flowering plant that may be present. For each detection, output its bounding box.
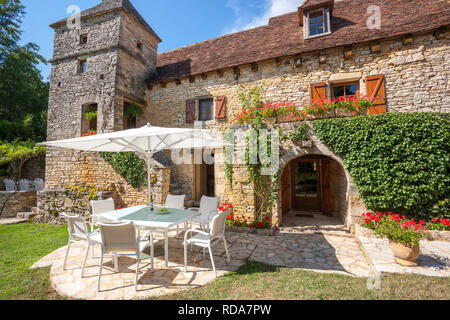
[82,130,97,137]
[304,94,375,117]
[426,218,450,231]
[218,203,271,229]
[235,101,306,125]
[362,212,430,246]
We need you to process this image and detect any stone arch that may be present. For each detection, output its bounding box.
[272,126,367,228]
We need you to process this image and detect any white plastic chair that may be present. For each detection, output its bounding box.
[19,179,31,191]
[165,194,186,236]
[97,222,154,291]
[3,179,16,192]
[188,196,219,231]
[184,210,231,278]
[165,194,185,209]
[61,213,102,278]
[32,179,45,191]
[91,198,115,232]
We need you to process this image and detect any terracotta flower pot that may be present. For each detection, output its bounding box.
[389,241,420,267]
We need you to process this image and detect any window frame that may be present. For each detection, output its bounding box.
[78,59,87,74]
[198,98,214,122]
[304,7,331,39]
[331,81,360,99]
[80,34,88,45]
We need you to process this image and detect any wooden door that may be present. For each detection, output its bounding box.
[281,163,291,214]
[292,158,321,212]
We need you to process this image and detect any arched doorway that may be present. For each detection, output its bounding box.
[280,154,348,227]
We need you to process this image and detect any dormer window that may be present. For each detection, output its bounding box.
[305,7,330,38]
[309,10,327,36]
[298,0,334,39]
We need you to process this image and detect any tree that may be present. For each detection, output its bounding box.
[0,0,25,61]
[0,0,49,142]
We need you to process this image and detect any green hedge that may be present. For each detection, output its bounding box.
[99,152,147,188]
[313,113,450,220]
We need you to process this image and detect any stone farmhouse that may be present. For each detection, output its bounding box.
[42,0,449,227]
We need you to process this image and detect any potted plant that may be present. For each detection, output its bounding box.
[85,110,98,122]
[362,212,429,267]
[124,103,144,120]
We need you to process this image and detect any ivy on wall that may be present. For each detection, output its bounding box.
[313,113,450,220]
[100,152,147,188]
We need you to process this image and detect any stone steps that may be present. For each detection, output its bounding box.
[278,225,353,238]
[16,207,37,220]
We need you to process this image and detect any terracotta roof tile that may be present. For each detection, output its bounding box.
[150,0,449,83]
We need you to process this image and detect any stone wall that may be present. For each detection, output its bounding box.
[145,31,448,226]
[44,150,170,208]
[33,190,115,225]
[0,191,37,218]
[45,8,163,212]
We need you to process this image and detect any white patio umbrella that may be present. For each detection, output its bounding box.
[39,123,228,208]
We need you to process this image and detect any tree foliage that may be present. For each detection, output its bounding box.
[0,0,49,143]
[313,113,450,220]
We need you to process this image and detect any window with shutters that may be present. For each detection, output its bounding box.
[199,99,214,121]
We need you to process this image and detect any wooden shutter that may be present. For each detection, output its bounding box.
[215,96,227,120]
[186,99,195,123]
[310,82,327,100]
[366,74,387,115]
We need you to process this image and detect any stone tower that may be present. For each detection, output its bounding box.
[45,0,161,190]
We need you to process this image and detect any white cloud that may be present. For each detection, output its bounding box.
[225,0,303,33]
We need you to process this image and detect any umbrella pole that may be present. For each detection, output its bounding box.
[147,153,152,209]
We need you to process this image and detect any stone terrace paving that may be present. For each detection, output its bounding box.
[31,228,450,300]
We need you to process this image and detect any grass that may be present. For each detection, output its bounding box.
[159,261,450,300]
[0,223,68,300]
[1,223,449,300]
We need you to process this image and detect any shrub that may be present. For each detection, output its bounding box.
[313,113,450,220]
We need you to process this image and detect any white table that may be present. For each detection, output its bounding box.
[101,206,200,267]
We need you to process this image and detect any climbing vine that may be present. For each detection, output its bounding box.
[99,152,147,188]
[225,128,234,190]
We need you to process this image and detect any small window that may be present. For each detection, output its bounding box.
[199,99,214,121]
[78,60,87,74]
[332,82,359,98]
[136,41,143,51]
[80,34,88,45]
[305,7,330,38]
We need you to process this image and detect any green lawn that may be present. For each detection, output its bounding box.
[1,223,449,300]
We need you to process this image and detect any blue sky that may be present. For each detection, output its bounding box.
[19,0,302,80]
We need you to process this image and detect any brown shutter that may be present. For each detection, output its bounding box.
[366,75,387,115]
[186,99,195,123]
[310,82,327,100]
[215,96,226,120]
